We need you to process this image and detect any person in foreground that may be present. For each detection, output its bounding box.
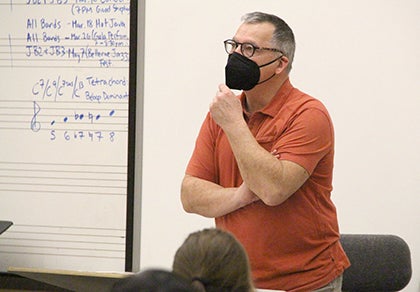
[181,11,350,292]
[172,228,255,292]
[111,268,194,292]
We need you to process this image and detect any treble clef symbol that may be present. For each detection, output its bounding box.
[31,101,41,132]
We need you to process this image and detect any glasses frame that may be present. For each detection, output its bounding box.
[224,39,283,58]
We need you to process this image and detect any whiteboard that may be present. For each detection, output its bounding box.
[0,0,136,272]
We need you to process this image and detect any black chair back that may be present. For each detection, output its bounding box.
[340,234,412,291]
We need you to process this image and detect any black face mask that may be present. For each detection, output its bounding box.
[225,52,282,90]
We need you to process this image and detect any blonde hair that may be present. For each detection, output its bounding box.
[172,228,255,292]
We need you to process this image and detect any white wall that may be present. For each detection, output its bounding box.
[140,1,419,291]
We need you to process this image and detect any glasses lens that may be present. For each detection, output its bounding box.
[224,40,236,54]
[241,43,255,58]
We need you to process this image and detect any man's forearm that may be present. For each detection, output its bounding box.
[180,175,256,218]
[223,121,307,206]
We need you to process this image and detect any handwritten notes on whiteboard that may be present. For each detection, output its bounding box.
[0,0,131,272]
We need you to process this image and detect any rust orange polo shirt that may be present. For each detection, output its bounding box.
[186,79,350,291]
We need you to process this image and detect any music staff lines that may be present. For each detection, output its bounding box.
[15,223,125,232]
[0,181,126,189]
[0,119,128,124]
[0,229,125,250]
[0,231,125,241]
[0,223,126,260]
[0,250,125,260]
[0,164,126,172]
[0,174,126,188]
[7,231,125,239]
[0,236,125,245]
[0,168,125,175]
[0,119,128,126]
[0,169,126,178]
[0,124,129,132]
[0,175,125,182]
[0,243,124,253]
[0,164,126,178]
[1,108,128,119]
[0,175,127,190]
[0,162,127,193]
[0,126,129,133]
[0,160,126,168]
[0,242,124,252]
[0,188,126,196]
[0,100,128,135]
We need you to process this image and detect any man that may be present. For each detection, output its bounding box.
[181,12,350,292]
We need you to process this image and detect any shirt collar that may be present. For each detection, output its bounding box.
[240,78,294,118]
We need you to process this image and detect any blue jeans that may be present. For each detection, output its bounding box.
[312,274,343,292]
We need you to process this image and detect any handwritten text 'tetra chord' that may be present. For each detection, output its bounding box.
[31,75,128,102]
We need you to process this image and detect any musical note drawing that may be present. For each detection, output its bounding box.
[30,101,41,132]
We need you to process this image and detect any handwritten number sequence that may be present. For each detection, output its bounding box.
[50,130,116,142]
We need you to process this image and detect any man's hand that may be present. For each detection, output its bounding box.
[181,175,259,218]
[236,182,260,207]
[209,84,244,131]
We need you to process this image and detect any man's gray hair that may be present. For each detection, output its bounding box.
[242,12,295,73]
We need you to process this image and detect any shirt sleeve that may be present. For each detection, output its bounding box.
[274,107,334,175]
[185,112,218,182]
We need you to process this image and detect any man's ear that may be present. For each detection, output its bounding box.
[276,56,289,74]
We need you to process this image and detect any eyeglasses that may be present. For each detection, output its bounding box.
[224,39,283,58]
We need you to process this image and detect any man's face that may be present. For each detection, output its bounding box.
[232,22,284,85]
[233,22,277,65]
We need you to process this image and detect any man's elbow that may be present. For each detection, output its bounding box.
[180,176,192,212]
[258,187,293,207]
[180,192,194,213]
[260,195,287,207]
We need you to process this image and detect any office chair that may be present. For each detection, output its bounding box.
[340,234,412,292]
